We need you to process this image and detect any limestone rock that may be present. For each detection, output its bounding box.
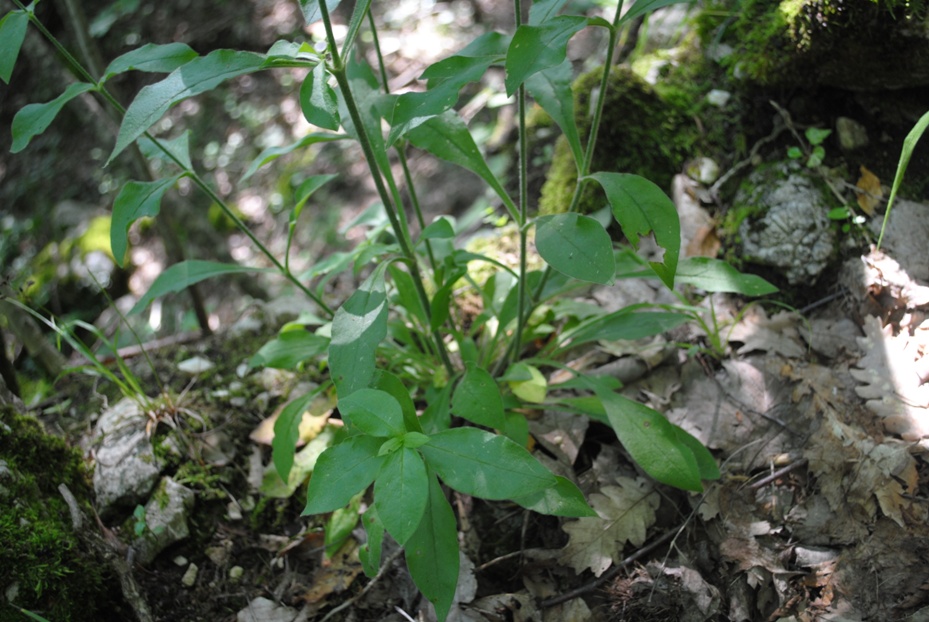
[132,477,195,565]
[92,398,162,517]
[736,165,836,285]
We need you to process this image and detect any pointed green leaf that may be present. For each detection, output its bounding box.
[512,476,597,517]
[502,411,529,446]
[111,175,182,266]
[293,173,338,222]
[528,0,570,25]
[590,172,680,288]
[299,0,340,25]
[329,268,389,396]
[559,310,690,351]
[504,17,586,96]
[406,472,459,622]
[102,42,198,82]
[420,216,456,240]
[620,0,692,25]
[248,330,329,369]
[137,131,193,170]
[535,213,615,284]
[526,60,583,169]
[325,493,361,556]
[505,363,547,404]
[359,505,384,577]
[241,132,345,182]
[130,260,272,314]
[372,370,423,434]
[301,61,340,130]
[11,82,95,153]
[304,435,384,514]
[674,426,720,481]
[339,388,405,437]
[879,109,929,248]
[406,112,516,219]
[452,364,506,428]
[374,447,428,545]
[108,49,269,163]
[273,386,328,484]
[421,382,452,434]
[420,427,556,499]
[597,390,704,492]
[0,11,29,84]
[675,257,778,296]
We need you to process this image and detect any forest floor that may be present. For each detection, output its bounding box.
[2,1,929,621]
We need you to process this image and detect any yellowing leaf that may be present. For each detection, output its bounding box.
[855,165,883,216]
[508,364,548,404]
[249,392,335,445]
[560,477,659,576]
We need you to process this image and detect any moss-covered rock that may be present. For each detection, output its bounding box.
[0,407,119,621]
[704,0,929,89]
[538,66,694,216]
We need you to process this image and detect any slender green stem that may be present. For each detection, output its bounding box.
[318,1,454,375]
[510,0,530,374]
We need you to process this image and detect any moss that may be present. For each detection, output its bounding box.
[0,407,118,622]
[538,66,695,216]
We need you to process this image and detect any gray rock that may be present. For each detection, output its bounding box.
[871,199,929,282]
[132,477,195,565]
[92,398,162,517]
[737,165,836,285]
[236,597,300,622]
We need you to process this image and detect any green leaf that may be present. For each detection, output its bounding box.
[388,32,507,144]
[130,260,272,314]
[401,432,431,449]
[101,42,198,82]
[137,131,193,170]
[301,61,340,130]
[299,0,340,25]
[805,127,831,146]
[248,330,329,369]
[502,411,529,446]
[359,505,384,577]
[406,472,459,622]
[110,175,182,266]
[420,382,452,434]
[512,476,597,517]
[878,109,929,248]
[109,49,270,163]
[559,310,690,351]
[673,427,720,481]
[241,132,345,182]
[525,60,583,170]
[374,447,428,545]
[420,427,556,499]
[339,388,405,437]
[452,364,506,428]
[505,363,547,404]
[590,172,680,288]
[535,213,615,284]
[406,112,516,219]
[528,0,570,25]
[388,263,428,325]
[420,216,456,240]
[11,82,95,153]
[272,387,327,483]
[0,11,29,84]
[329,268,389,396]
[620,0,692,25]
[597,390,704,492]
[372,370,423,434]
[675,257,778,296]
[504,17,587,96]
[293,174,339,222]
[325,493,361,556]
[304,435,384,514]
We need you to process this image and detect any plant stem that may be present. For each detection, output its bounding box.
[510,0,530,373]
[318,0,454,375]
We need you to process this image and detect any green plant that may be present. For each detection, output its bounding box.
[787,126,831,168]
[0,0,783,617]
[877,109,929,248]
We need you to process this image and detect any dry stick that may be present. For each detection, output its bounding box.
[748,458,808,490]
[539,527,680,608]
[317,547,405,622]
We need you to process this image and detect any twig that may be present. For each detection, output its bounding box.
[749,459,808,490]
[318,548,405,622]
[708,116,787,202]
[539,527,680,608]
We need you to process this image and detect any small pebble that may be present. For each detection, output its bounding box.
[706,89,731,107]
[227,501,243,521]
[229,566,244,582]
[173,555,188,567]
[181,563,198,588]
[178,356,215,375]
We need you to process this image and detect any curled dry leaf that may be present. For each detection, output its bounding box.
[855,165,882,216]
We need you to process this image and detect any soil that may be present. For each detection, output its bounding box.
[2,1,929,621]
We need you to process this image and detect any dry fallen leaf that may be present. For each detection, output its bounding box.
[249,392,335,445]
[855,165,882,216]
[560,476,660,577]
[726,306,807,358]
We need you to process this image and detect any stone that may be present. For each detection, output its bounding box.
[836,117,869,151]
[736,165,836,285]
[91,398,162,517]
[705,89,731,108]
[236,597,299,622]
[177,356,215,375]
[132,477,195,565]
[181,563,198,588]
[229,566,244,582]
[871,199,929,282]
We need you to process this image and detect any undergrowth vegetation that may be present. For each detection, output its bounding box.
[0,0,821,617]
